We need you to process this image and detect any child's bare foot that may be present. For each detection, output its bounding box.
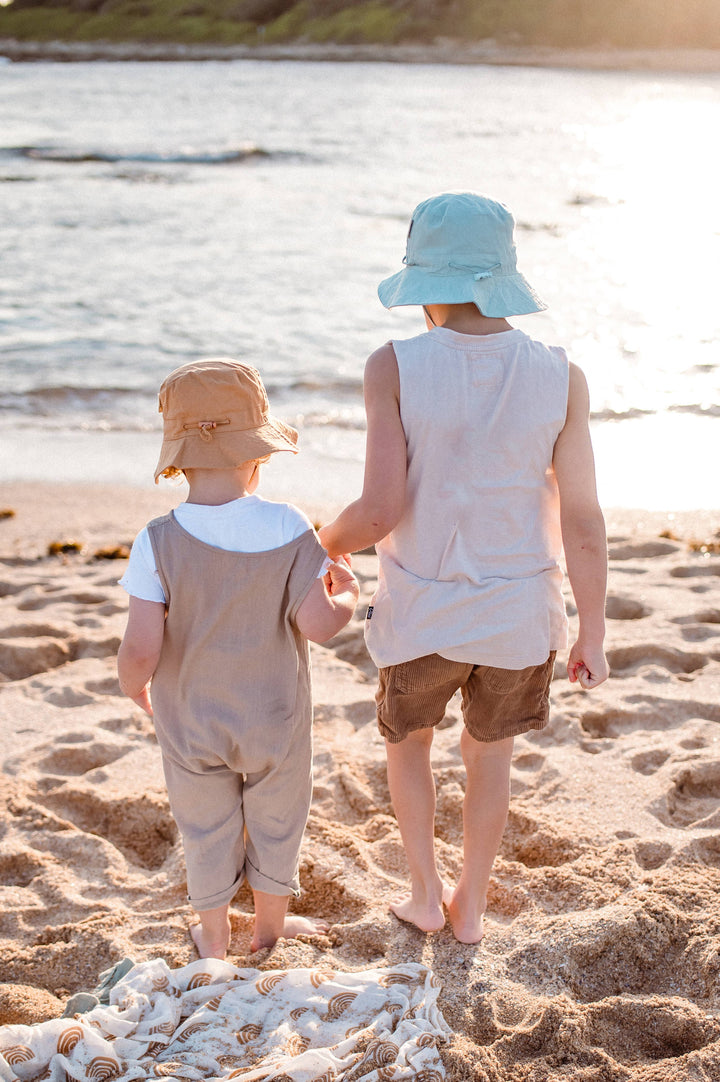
[190,919,231,960]
[390,891,445,933]
[250,914,329,952]
[443,885,485,944]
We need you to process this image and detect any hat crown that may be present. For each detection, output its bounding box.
[159,359,268,427]
[377,190,546,318]
[406,192,516,272]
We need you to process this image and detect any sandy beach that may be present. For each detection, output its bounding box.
[1,481,720,1080]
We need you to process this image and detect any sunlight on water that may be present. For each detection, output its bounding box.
[1,60,718,510]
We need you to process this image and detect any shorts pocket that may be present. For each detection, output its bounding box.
[481,653,555,696]
[481,664,534,694]
[393,654,461,694]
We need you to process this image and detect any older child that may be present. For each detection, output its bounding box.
[118,358,358,959]
[319,192,608,943]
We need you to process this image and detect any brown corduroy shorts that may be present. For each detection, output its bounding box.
[376,651,556,744]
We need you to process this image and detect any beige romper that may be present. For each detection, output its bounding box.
[147,512,326,910]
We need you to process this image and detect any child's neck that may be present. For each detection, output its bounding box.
[425,303,513,336]
[184,466,258,506]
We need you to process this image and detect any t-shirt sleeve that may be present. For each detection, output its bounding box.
[283,504,332,577]
[118,527,167,603]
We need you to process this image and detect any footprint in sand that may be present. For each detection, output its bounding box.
[605,644,707,679]
[0,633,73,681]
[693,835,720,868]
[579,704,668,739]
[323,626,375,677]
[297,833,369,927]
[633,839,673,870]
[678,624,720,643]
[16,588,109,611]
[608,540,682,561]
[35,772,177,869]
[670,608,720,643]
[629,748,671,775]
[663,760,720,829]
[0,850,47,887]
[670,564,720,579]
[513,751,545,772]
[679,734,709,751]
[98,715,155,736]
[313,700,377,734]
[584,996,717,1064]
[509,895,694,1003]
[604,595,652,620]
[7,725,176,870]
[502,810,581,869]
[1,589,121,680]
[35,742,129,776]
[672,609,720,625]
[580,697,720,740]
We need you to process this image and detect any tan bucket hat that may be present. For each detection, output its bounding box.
[154,358,298,482]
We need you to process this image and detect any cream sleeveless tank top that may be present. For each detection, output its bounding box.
[365,326,569,669]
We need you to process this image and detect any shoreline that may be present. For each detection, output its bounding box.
[1,37,720,72]
[1,481,719,560]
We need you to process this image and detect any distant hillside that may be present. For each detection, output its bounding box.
[2,0,720,50]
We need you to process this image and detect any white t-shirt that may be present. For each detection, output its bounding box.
[119,495,329,604]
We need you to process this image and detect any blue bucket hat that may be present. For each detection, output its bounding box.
[377,192,546,317]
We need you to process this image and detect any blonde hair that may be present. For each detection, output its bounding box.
[157,456,271,484]
[158,465,186,484]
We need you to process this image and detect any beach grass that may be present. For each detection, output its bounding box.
[0,0,408,46]
[2,0,720,49]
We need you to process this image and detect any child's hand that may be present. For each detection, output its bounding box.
[129,684,154,717]
[567,642,609,689]
[325,557,359,600]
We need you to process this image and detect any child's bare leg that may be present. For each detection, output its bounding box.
[251,890,329,952]
[190,905,231,959]
[445,731,514,944]
[385,728,445,932]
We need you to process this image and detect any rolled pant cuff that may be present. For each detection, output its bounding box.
[189,870,245,911]
[246,858,300,898]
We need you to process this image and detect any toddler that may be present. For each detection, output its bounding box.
[118,358,358,957]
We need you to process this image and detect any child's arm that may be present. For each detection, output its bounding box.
[553,362,609,690]
[319,343,407,559]
[117,597,166,716]
[295,558,360,643]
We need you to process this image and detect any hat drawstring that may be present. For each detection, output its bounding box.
[449,261,501,281]
[183,419,231,442]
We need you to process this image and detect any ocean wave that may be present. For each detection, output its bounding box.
[0,383,366,431]
[670,403,720,418]
[280,376,362,396]
[0,384,149,416]
[0,412,158,434]
[591,404,720,423]
[590,407,655,422]
[291,411,364,431]
[2,145,299,166]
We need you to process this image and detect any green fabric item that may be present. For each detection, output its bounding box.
[61,957,136,1017]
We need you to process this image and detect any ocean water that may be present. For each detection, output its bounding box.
[1,57,718,512]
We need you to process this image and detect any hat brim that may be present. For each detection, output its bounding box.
[154,415,298,482]
[377,266,546,317]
